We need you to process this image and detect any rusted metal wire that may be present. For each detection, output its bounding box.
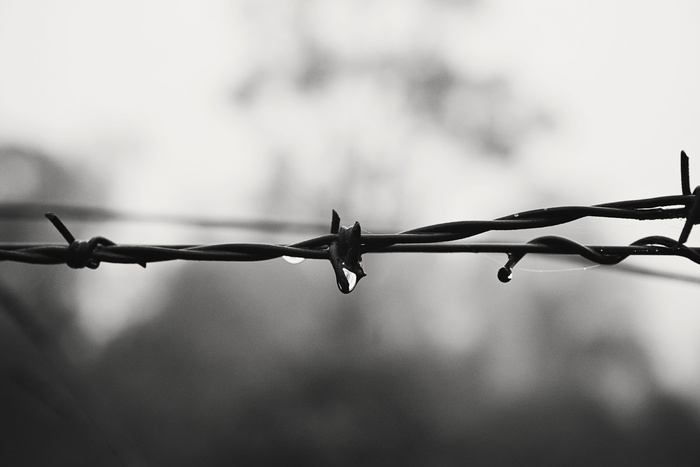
[1,151,698,293]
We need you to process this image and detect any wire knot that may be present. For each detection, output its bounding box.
[65,236,115,269]
[328,210,366,293]
[45,212,127,269]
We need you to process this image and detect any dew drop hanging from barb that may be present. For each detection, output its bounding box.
[339,266,358,293]
[283,255,306,264]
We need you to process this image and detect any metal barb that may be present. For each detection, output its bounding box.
[45,212,76,244]
[328,213,366,293]
[330,210,340,234]
[681,150,691,196]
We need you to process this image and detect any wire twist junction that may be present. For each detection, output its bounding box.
[0,152,699,293]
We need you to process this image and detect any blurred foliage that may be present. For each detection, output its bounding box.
[233,0,550,226]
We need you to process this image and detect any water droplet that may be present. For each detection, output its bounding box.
[497,267,513,283]
[513,213,519,218]
[283,256,305,265]
[338,267,357,292]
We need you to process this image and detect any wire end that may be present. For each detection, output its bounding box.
[681,150,691,196]
[497,267,513,283]
[498,253,525,283]
[45,212,76,244]
[330,210,340,234]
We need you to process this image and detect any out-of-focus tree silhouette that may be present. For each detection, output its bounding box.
[232,0,550,227]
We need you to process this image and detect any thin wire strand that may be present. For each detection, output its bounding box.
[0,202,330,233]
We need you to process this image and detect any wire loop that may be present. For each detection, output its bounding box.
[65,236,115,269]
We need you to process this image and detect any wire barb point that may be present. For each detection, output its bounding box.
[330,210,341,234]
[328,212,366,293]
[45,212,76,244]
[681,150,691,196]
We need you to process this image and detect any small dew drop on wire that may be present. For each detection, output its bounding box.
[340,268,358,292]
[283,256,306,265]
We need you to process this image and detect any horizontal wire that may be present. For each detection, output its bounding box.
[0,202,330,233]
[2,239,697,265]
[0,195,694,266]
[0,151,698,291]
[369,241,695,259]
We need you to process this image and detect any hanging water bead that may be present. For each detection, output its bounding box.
[282,255,305,264]
[339,266,358,293]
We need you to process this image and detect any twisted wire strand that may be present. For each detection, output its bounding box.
[0,152,698,291]
[0,194,694,264]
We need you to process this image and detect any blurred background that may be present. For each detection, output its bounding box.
[1,0,700,465]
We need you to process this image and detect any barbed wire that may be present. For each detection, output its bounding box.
[1,151,699,293]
